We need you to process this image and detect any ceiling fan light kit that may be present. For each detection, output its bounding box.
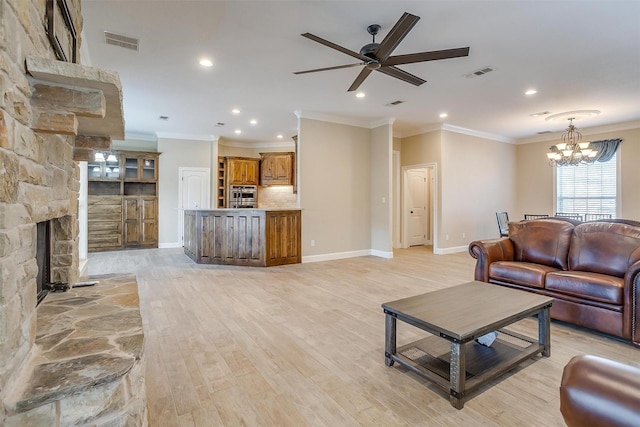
[294,12,470,92]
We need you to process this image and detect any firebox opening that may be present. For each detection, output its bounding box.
[36,220,51,306]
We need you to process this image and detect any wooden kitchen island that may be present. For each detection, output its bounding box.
[184,209,301,266]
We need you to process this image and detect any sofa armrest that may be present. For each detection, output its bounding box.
[623,260,640,347]
[560,355,640,427]
[468,238,514,282]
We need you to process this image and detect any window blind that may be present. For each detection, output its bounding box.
[556,153,617,216]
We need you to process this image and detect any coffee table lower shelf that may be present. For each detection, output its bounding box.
[389,329,545,405]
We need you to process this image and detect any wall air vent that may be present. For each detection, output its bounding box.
[385,100,405,107]
[104,31,139,51]
[466,66,495,78]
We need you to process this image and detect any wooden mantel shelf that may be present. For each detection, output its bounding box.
[25,55,125,140]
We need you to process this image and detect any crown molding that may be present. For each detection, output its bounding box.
[397,123,514,143]
[155,132,218,142]
[219,139,295,149]
[296,110,395,130]
[515,119,640,144]
[122,132,157,142]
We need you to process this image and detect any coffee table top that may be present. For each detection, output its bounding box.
[382,281,553,342]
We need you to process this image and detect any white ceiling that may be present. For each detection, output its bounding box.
[82,1,640,144]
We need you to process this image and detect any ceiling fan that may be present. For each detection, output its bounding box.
[294,12,470,92]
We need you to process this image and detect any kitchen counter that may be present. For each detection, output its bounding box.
[183,209,301,266]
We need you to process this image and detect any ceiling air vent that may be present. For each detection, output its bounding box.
[104,31,139,51]
[385,100,405,107]
[537,131,553,135]
[466,66,495,78]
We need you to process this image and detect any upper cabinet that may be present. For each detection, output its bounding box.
[226,157,260,186]
[88,152,121,180]
[260,152,294,186]
[123,152,158,181]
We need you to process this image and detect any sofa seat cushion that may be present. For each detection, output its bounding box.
[490,261,559,288]
[546,271,624,305]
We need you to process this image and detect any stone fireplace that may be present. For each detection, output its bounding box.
[0,0,143,425]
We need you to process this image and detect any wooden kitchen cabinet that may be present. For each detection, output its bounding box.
[87,150,160,251]
[225,157,260,185]
[123,196,158,247]
[260,152,294,186]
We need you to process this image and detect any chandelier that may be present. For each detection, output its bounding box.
[546,118,597,166]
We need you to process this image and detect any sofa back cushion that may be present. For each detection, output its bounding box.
[509,219,575,269]
[569,222,640,277]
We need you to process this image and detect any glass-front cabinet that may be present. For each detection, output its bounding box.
[88,152,121,180]
[124,154,158,181]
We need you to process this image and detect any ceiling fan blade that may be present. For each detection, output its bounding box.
[348,67,373,92]
[301,33,370,62]
[383,47,470,66]
[294,63,365,75]
[377,66,426,87]
[374,12,420,62]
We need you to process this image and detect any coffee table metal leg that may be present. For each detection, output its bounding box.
[449,341,466,409]
[384,313,396,366]
[539,307,551,357]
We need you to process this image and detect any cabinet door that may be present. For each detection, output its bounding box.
[140,197,158,245]
[123,198,141,245]
[244,159,259,185]
[261,153,293,185]
[124,156,140,180]
[227,159,244,185]
[141,157,157,180]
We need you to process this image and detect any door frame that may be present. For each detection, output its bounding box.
[178,167,211,246]
[402,163,437,249]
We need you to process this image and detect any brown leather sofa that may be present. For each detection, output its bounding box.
[560,354,640,426]
[468,219,640,347]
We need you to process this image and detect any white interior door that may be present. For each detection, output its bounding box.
[407,169,427,246]
[178,167,210,246]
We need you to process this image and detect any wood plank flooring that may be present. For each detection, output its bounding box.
[87,246,639,426]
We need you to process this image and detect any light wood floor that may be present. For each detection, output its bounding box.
[87,246,639,426]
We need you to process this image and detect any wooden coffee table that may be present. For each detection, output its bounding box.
[382,281,553,409]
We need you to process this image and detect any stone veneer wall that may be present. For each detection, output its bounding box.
[0,0,82,421]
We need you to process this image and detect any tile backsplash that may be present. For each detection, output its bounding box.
[258,186,298,208]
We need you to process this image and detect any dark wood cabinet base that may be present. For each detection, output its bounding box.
[184,209,301,267]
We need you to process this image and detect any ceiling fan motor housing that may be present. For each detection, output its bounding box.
[360,43,379,59]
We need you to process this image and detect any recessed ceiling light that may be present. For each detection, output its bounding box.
[199,58,213,67]
[234,129,241,134]
[249,119,257,125]
[232,109,240,114]
[356,92,365,98]
[525,89,537,96]
[439,113,448,118]
[277,134,283,139]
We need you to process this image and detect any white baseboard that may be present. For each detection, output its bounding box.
[158,242,181,249]
[78,258,88,277]
[302,248,393,263]
[370,249,394,259]
[434,244,469,255]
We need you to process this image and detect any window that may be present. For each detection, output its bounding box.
[556,153,617,218]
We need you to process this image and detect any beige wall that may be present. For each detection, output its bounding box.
[399,129,516,250]
[299,118,372,257]
[370,123,393,255]
[157,137,216,245]
[441,131,516,245]
[515,126,640,220]
[112,137,157,152]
